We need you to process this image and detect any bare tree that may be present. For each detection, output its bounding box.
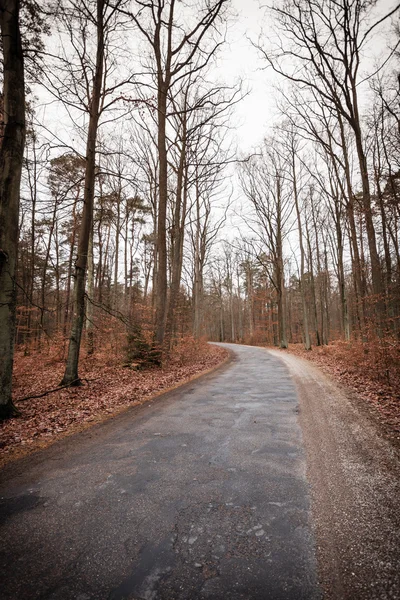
[165,71,239,343]
[59,0,106,384]
[127,0,229,350]
[280,125,311,349]
[257,0,400,331]
[0,0,26,417]
[240,139,293,348]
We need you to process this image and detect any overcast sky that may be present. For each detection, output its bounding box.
[37,0,398,155]
[30,0,399,274]
[221,0,273,151]
[217,0,399,153]
[211,0,399,239]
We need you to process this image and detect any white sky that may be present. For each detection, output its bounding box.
[36,0,398,156]
[211,0,400,243]
[221,0,275,151]
[29,0,399,280]
[217,0,399,152]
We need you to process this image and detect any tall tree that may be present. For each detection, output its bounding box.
[284,126,311,349]
[258,0,400,331]
[61,0,105,385]
[0,0,26,417]
[240,140,293,348]
[128,0,229,350]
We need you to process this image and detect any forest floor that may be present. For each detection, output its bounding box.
[285,341,400,442]
[0,340,228,468]
[1,343,399,599]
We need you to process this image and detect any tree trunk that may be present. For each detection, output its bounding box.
[55,221,61,331]
[86,224,94,355]
[166,120,187,345]
[26,139,37,346]
[61,0,104,385]
[247,267,254,339]
[63,197,78,336]
[154,82,169,349]
[305,217,320,346]
[40,200,58,342]
[335,203,350,340]
[351,90,384,332]
[355,140,383,296]
[124,202,129,302]
[337,113,365,334]
[193,188,202,339]
[0,0,25,418]
[113,180,121,309]
[276,258,287,349]
[292,147,311,350]
[276,184,287,349]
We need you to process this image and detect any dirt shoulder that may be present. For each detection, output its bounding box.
[285,342,400,443]
[269,349,400,600]
[0,342,228,469]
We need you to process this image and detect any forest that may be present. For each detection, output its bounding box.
[0,0,399,439]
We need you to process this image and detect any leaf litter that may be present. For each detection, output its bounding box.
[0,341,228,468]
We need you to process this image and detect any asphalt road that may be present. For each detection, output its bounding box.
[0,343,399,599]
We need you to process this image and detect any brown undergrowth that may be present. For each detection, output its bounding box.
[0,339,228,468]
[286,339,400,436]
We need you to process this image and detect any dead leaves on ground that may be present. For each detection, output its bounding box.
[0,342,228,468]
[287,341,400,438]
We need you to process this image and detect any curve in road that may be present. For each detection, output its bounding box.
[0,343,320,600]
[1,343,399,599]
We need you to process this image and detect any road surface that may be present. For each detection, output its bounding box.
[0,343,399,599]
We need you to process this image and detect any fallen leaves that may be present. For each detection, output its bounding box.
[0,341,228,468]
[286,340,400,437]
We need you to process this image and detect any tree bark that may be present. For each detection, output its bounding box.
[63,196,78,336]
[154,80,169,348]
[166,114,187,345]
[352,106,384,330]
[291,144,311,350]
[61,0,104,385]
[86,224,94,355]
[193,182,203,339]
[113,180,121,309]
[0,0,25,417]
[153,1,174,350]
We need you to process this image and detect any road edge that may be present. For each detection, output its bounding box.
[266,346,400,600]
[0,346,234,474]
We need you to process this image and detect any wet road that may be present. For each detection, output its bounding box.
[0,344,320,599]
